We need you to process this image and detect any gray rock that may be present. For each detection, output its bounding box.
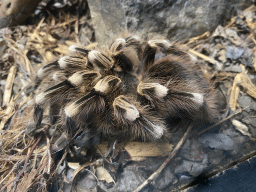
[226,46,244,60]
[152,166,177,190]
[208,149,224,165]
[174,155,208,176]
[238,95,253,112]
[181,139,205,162]
[199,133,234,150]
[242,115,256,128]
[190,155,208,176]
[224,65,243,73]
[240,47,254,67]
[231,135,248,155]
[76,172,97,191]
[175,160,193,174]
[110,165,147,192]
[179,175,192,182]
[87,0,126,45]
[62,168,75,192]
[138,157,165,172]
[0,36,7,57]
[222,127,240,138]
[87,0,252,45]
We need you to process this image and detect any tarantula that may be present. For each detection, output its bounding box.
[33,36,221,141]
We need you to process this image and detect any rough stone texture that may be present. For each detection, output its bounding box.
[181,139,204,162]
[199,133,234,151]
[109,164,147,192]
[152,166,177,190]
[0,0,41,29]
[174,154,208,176]
[208,149,224,165]
[87,0,252,45]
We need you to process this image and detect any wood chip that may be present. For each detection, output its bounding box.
[230,67,256,111]
[3,66,17,106]
[231,119,252,139]
[68,162,80,170]
[96,142,173,161]
[96,166,115,183]
[229,74,240,111]
[239,72,256,99]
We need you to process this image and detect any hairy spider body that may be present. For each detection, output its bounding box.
[33,36,221,141]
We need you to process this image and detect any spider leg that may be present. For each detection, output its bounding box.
[34,53,89,90]
[88,51,114,72]
[58,56,88,70]
[109,37,142,73]
[65,116,78,138]
[52,70,68,82]
[113,95,166,140]
[68,45,90,57]
[34,60,59,89]
[139,52,221,122]
[34,104,44,127]
[137,81,203,119]
[49,102,61,125]
[110,38,133,72]
[125,36,142,57]
[64,75,121,133]
[34,70,101,127]
[139,39,171,75]
[139,54,209,120]
[34,80,76,127]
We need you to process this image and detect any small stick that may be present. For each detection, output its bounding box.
[51,151,68,176]
[0,159,25,186]
[133,123,193,192]
[188,49,222,70]
[3,66,17,106]
[198,106,249,135]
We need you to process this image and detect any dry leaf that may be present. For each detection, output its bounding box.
[96,166,115,183]
[68,162,80,170]
[238,73,256,99]
[231,119,252,138]
[97,142,173,161]
[71,161,94,182]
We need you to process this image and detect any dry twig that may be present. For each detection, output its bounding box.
[0,137,41,191]
[2,66,17,106]
[133,123,193,192]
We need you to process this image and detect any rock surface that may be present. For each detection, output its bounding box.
[87,0,252,45]
[0,0,41,28]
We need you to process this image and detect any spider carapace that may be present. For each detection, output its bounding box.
[33,36,221,141]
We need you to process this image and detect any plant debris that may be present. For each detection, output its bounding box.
[1,2,256,192]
